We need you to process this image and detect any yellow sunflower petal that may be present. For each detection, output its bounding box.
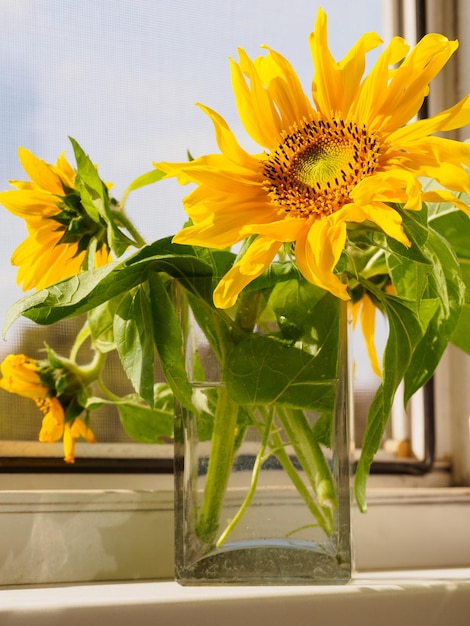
[63,423,75,463]
[240,217,305,242]
[351,201,410,246]
[389,94,470,144]
[378,34,458,132]
[422,190,470,218]
[71,417,96,443]
[230,49,281,148]
[310,7,382,117]
[196,103,259,169]
[353,36,410,124]
[38,398,65,443]
[256,45,313,126]
[295,218,349,300]
[352,169,422,212]
[213,237,280,308]
[11,233,84,291]
[55,151,76,188]
[357,294,382,377]
[18,147,65,195]
[174,199,276,249]
[0,189,61,218]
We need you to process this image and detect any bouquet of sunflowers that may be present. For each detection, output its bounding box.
[1,7,469,537]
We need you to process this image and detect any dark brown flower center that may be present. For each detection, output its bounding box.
[262,117,381,217]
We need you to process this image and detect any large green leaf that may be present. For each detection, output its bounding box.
[355,204,467,510]
[3,238,214,333]
[225,294,341,410]
[114,284,155,406]
[148,273,195,411]
[354,294,424,512]
[244,261,301,294]
[403,229,465,399]
[431,207,470,354]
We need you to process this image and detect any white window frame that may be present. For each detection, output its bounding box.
[1,1,470,616]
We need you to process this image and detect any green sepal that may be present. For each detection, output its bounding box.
[120,168,166,209]
[69,137,134,257]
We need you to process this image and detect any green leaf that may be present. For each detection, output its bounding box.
[431,208,470,354]
[451,302,470,353]
[387,204,430,264]
[225,294,341,410]
[148,273,195,411]
[354,294,424,512]
[431,208,470,258]
[268,277,326,342]
[245,261,301,294]
[403,229,465,399]
[3,238,214,333]
[118,400,173,443]
[87,296,124,353]
[312,412,333,448]
[113,284,155,406]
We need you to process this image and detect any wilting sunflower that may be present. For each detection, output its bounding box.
[0,353,49,399]
[0,147,111,291]
[157,8,470,309]
[0,352,96,463]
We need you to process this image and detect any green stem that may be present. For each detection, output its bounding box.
[277,406,336,516]
[196,386,239,545]
[97,377,122,403]
[75,350,106,384]
[268,427,332,536]
[215,407,274,547]
[69,321,92,362]
[68,319,106,384]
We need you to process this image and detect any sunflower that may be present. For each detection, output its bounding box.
[157,8,470,309]
[0,352,96,463]
[0,147,111,291]
[0,353,49,399]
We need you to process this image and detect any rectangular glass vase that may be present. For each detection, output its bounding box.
[174,281,353,585]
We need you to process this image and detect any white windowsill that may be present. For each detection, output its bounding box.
[0,478,469,586]
[1,569,470,626]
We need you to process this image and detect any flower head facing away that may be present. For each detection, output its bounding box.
[0,147,111,291]
[157,8,470,308]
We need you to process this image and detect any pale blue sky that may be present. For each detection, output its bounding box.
[0,0,384,366]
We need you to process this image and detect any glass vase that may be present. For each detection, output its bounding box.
[173,277,353,585]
